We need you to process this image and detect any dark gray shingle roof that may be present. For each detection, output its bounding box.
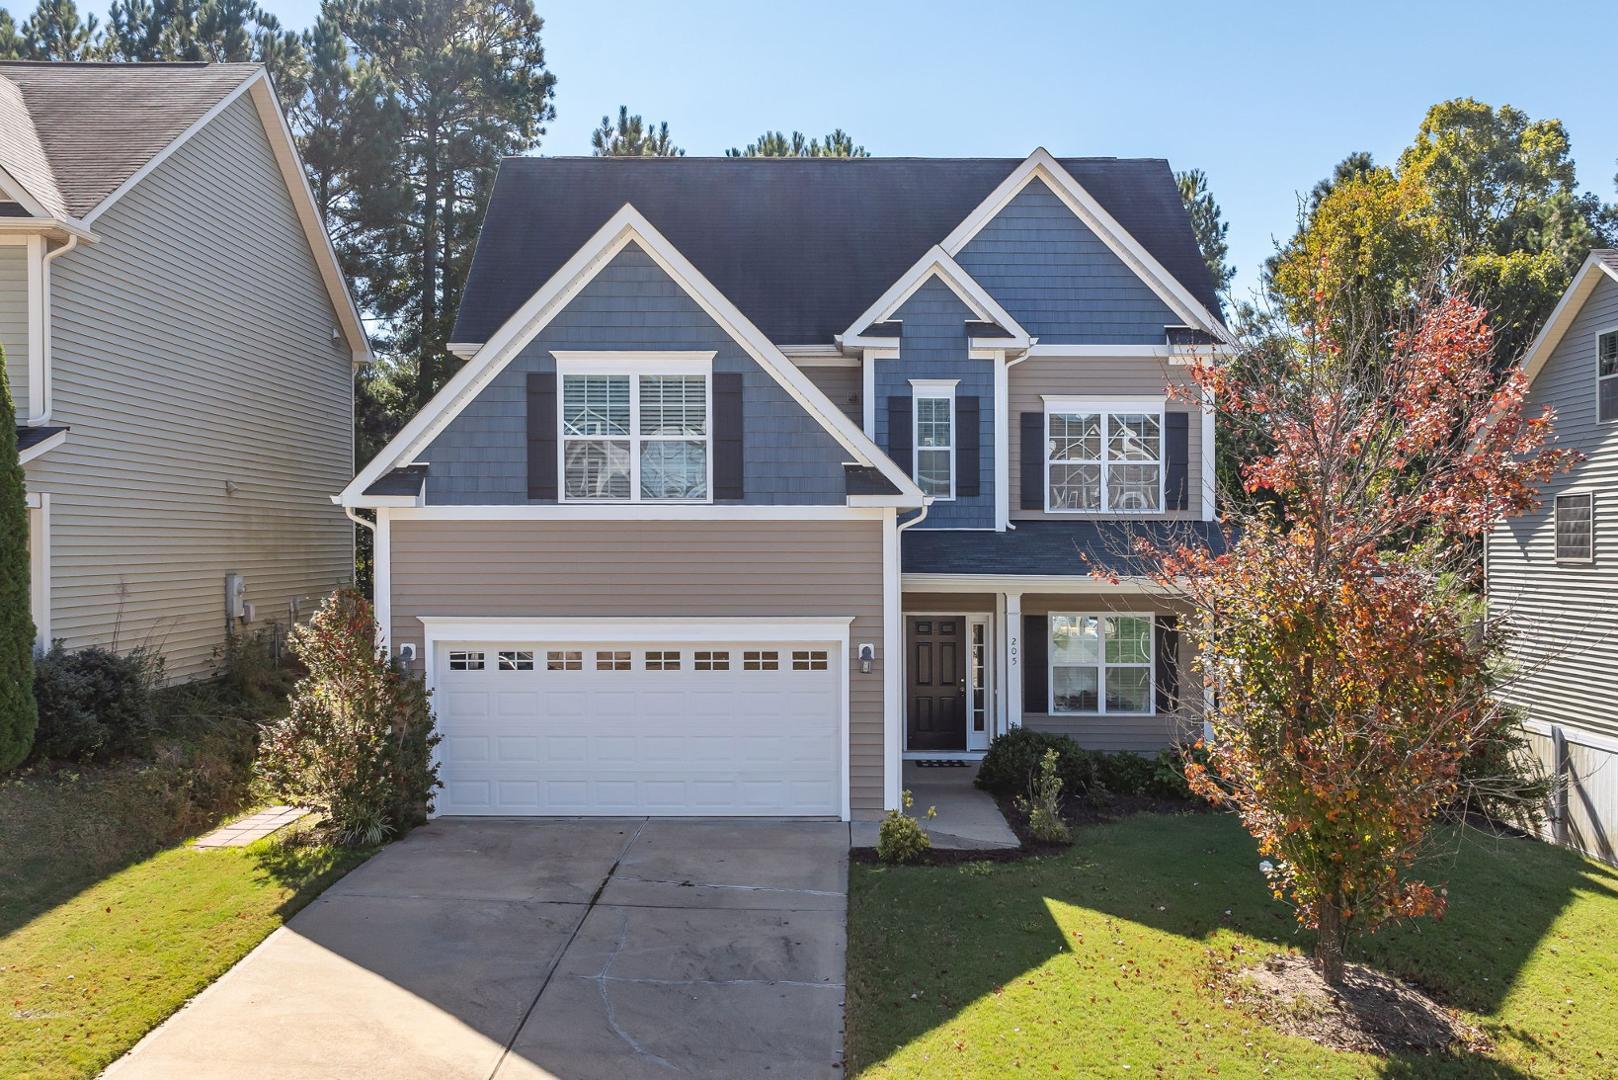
[452,156,1223,346]
[844,464,900,497]
[364,464,428,497]
[901,519,1229,577]
[0,62,259,218]
[16,424,66,451]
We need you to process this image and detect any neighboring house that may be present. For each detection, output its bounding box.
[342,149,1229,821]
[1487,250,1618,864]
[1,62,370,679]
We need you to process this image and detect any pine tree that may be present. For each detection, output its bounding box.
[5,0,99,58]
[726,128,868,158]
[591,105,682,157]
[1175,168,1234,296]
[0,348,38,772]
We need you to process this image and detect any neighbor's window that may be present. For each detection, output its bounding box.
[1046,405,1162,513]
[561,372,708,501]
[1049,613,1154,715]
[1555,493,1595,564]
[1600,330,1618,422]
[913,388,955,499]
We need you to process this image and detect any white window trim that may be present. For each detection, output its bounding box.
[1554,490,1596,566]
[1598,326,1618,424]
[1048,612,1156,717]
[555,352,715,505]
[26,492,49,654]
[910,379,958,502]
[1042,397,1166,515]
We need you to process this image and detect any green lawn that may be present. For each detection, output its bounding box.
[847,812,1618,1077]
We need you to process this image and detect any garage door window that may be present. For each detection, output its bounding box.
[546,650,583,671]
[449,650,485,671]
[596,650,631,671]
[646,650,682,670]
[695,650,730,670]
[793,650,830,671]
[498,650,535,671]
[744,650,780,670]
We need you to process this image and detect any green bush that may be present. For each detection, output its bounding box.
[0,351,35,771]
[1095,749,1158,797]
[979,729,1196,807]
[1014,748,1072,843]
[256,589,440,847]
[877,790,934,864]
[32,644,165,761]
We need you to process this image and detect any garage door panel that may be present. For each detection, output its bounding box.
[435,638,843,816]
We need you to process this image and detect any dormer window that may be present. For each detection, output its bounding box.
[558,358,711,502]
[911,382,956,500]
[1599,330,1617,423]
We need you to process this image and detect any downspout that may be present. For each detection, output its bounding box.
[30,235,79,426]
[1000,345,1034,530]
[897,496,932,533]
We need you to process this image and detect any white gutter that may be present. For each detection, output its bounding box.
[28,234,79,426]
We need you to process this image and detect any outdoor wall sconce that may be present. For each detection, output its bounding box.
[858,643,875,674]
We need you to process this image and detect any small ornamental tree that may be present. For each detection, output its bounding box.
[257,588,439,846]
[1147,295,1574,985]
[0,348,38,772]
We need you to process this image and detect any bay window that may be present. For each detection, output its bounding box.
[1046,401,1163,513]
[560,365,710,502]
[1049,613,1154,715]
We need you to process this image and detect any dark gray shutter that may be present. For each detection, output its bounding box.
[1019,412,1044,510]
[1022,613,1048,715]
[1165,412,1190,511]
[1154,615,1180,715]
[713,372,744,500]
[526,372,557,501]
[888,395,913,465]
[956,395,980,498]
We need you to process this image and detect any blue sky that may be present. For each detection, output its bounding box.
[261,0,1618,303]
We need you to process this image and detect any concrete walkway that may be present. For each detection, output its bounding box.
[849,762,1020,850]
[193,805,307,848]
[107,818,848,1080]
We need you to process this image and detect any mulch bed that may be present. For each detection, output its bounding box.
[1221,952,1491,1057]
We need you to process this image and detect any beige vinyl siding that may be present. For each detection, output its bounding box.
[1021,593,1201,751]
[389,519,889,817]
[904,592,995,613]
[0,242,28,408]
[1488,273,1618,743]
[1009,355,1204,521]
[22,94,354,678]
[799,361,862,423]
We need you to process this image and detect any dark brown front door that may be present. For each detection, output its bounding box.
[907,617,967,751]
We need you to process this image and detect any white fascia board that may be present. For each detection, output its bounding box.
[447,342,482,360]
[416,615,853,645]
[80,70,372,364]
[386,504,892,521]
[1520,253,1618,387]
[18,428,67,464]
[939,149,1232,345]
[840,245,1030,344]
[901,573,1177,594]
[342,203,923,505]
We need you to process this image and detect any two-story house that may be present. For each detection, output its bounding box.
[341,150,1229,821]
[2,62,370,680]
[1487,250,1618,864]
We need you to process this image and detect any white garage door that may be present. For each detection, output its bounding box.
[434,639,843,817]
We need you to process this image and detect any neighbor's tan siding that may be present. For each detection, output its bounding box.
[1009,356,1204,521]
[904,592,995,613]
[799,361,862,423]
[22,94,354,678]
[1021,593,1202,751]
[389,519,889,816]
[0,242,28,408]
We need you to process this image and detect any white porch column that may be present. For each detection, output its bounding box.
[374,507,391,651]
[1006,591,1024,729]
[993,591,1008,735]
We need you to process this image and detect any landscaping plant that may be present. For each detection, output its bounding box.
[1148,293,1575,984]
[1014,747,1071,844]
[0,349,36,771]
[256,589,439,846]
[31,643,165,761]
[876,789,935,864]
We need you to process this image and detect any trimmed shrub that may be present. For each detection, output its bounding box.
[32,643,165,761]
[1014,748,1071,843]
[978,729,1195,808]
[1095,749,1158,797]
[0,351,35,771]
[256,589,440,847]
[876,790,934,864]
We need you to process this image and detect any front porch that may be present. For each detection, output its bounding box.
[851,761,1019,849]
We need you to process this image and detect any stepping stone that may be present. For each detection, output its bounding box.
[195,806,309,849]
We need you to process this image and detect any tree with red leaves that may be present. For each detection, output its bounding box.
[1150,296,1575,985]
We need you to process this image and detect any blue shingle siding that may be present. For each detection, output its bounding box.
[423,243,849,505]
[873,278,995,528]
[956,178,1179,344]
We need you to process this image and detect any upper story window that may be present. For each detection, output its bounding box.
[1049,613,1154,715]
[560,369,709,501]
[912,382,955,500]
[1045,400,1162,513]
[1555,492,1594,564]
[1600,330,1617,423]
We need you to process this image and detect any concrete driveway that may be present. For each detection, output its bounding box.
[107,818,848,1080]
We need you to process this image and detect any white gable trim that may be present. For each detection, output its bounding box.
[340,203,924,506]
[1520,252,1618,387]
[840,245,1030,345]
[939,148,1231,344]
[79,69,371,364]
